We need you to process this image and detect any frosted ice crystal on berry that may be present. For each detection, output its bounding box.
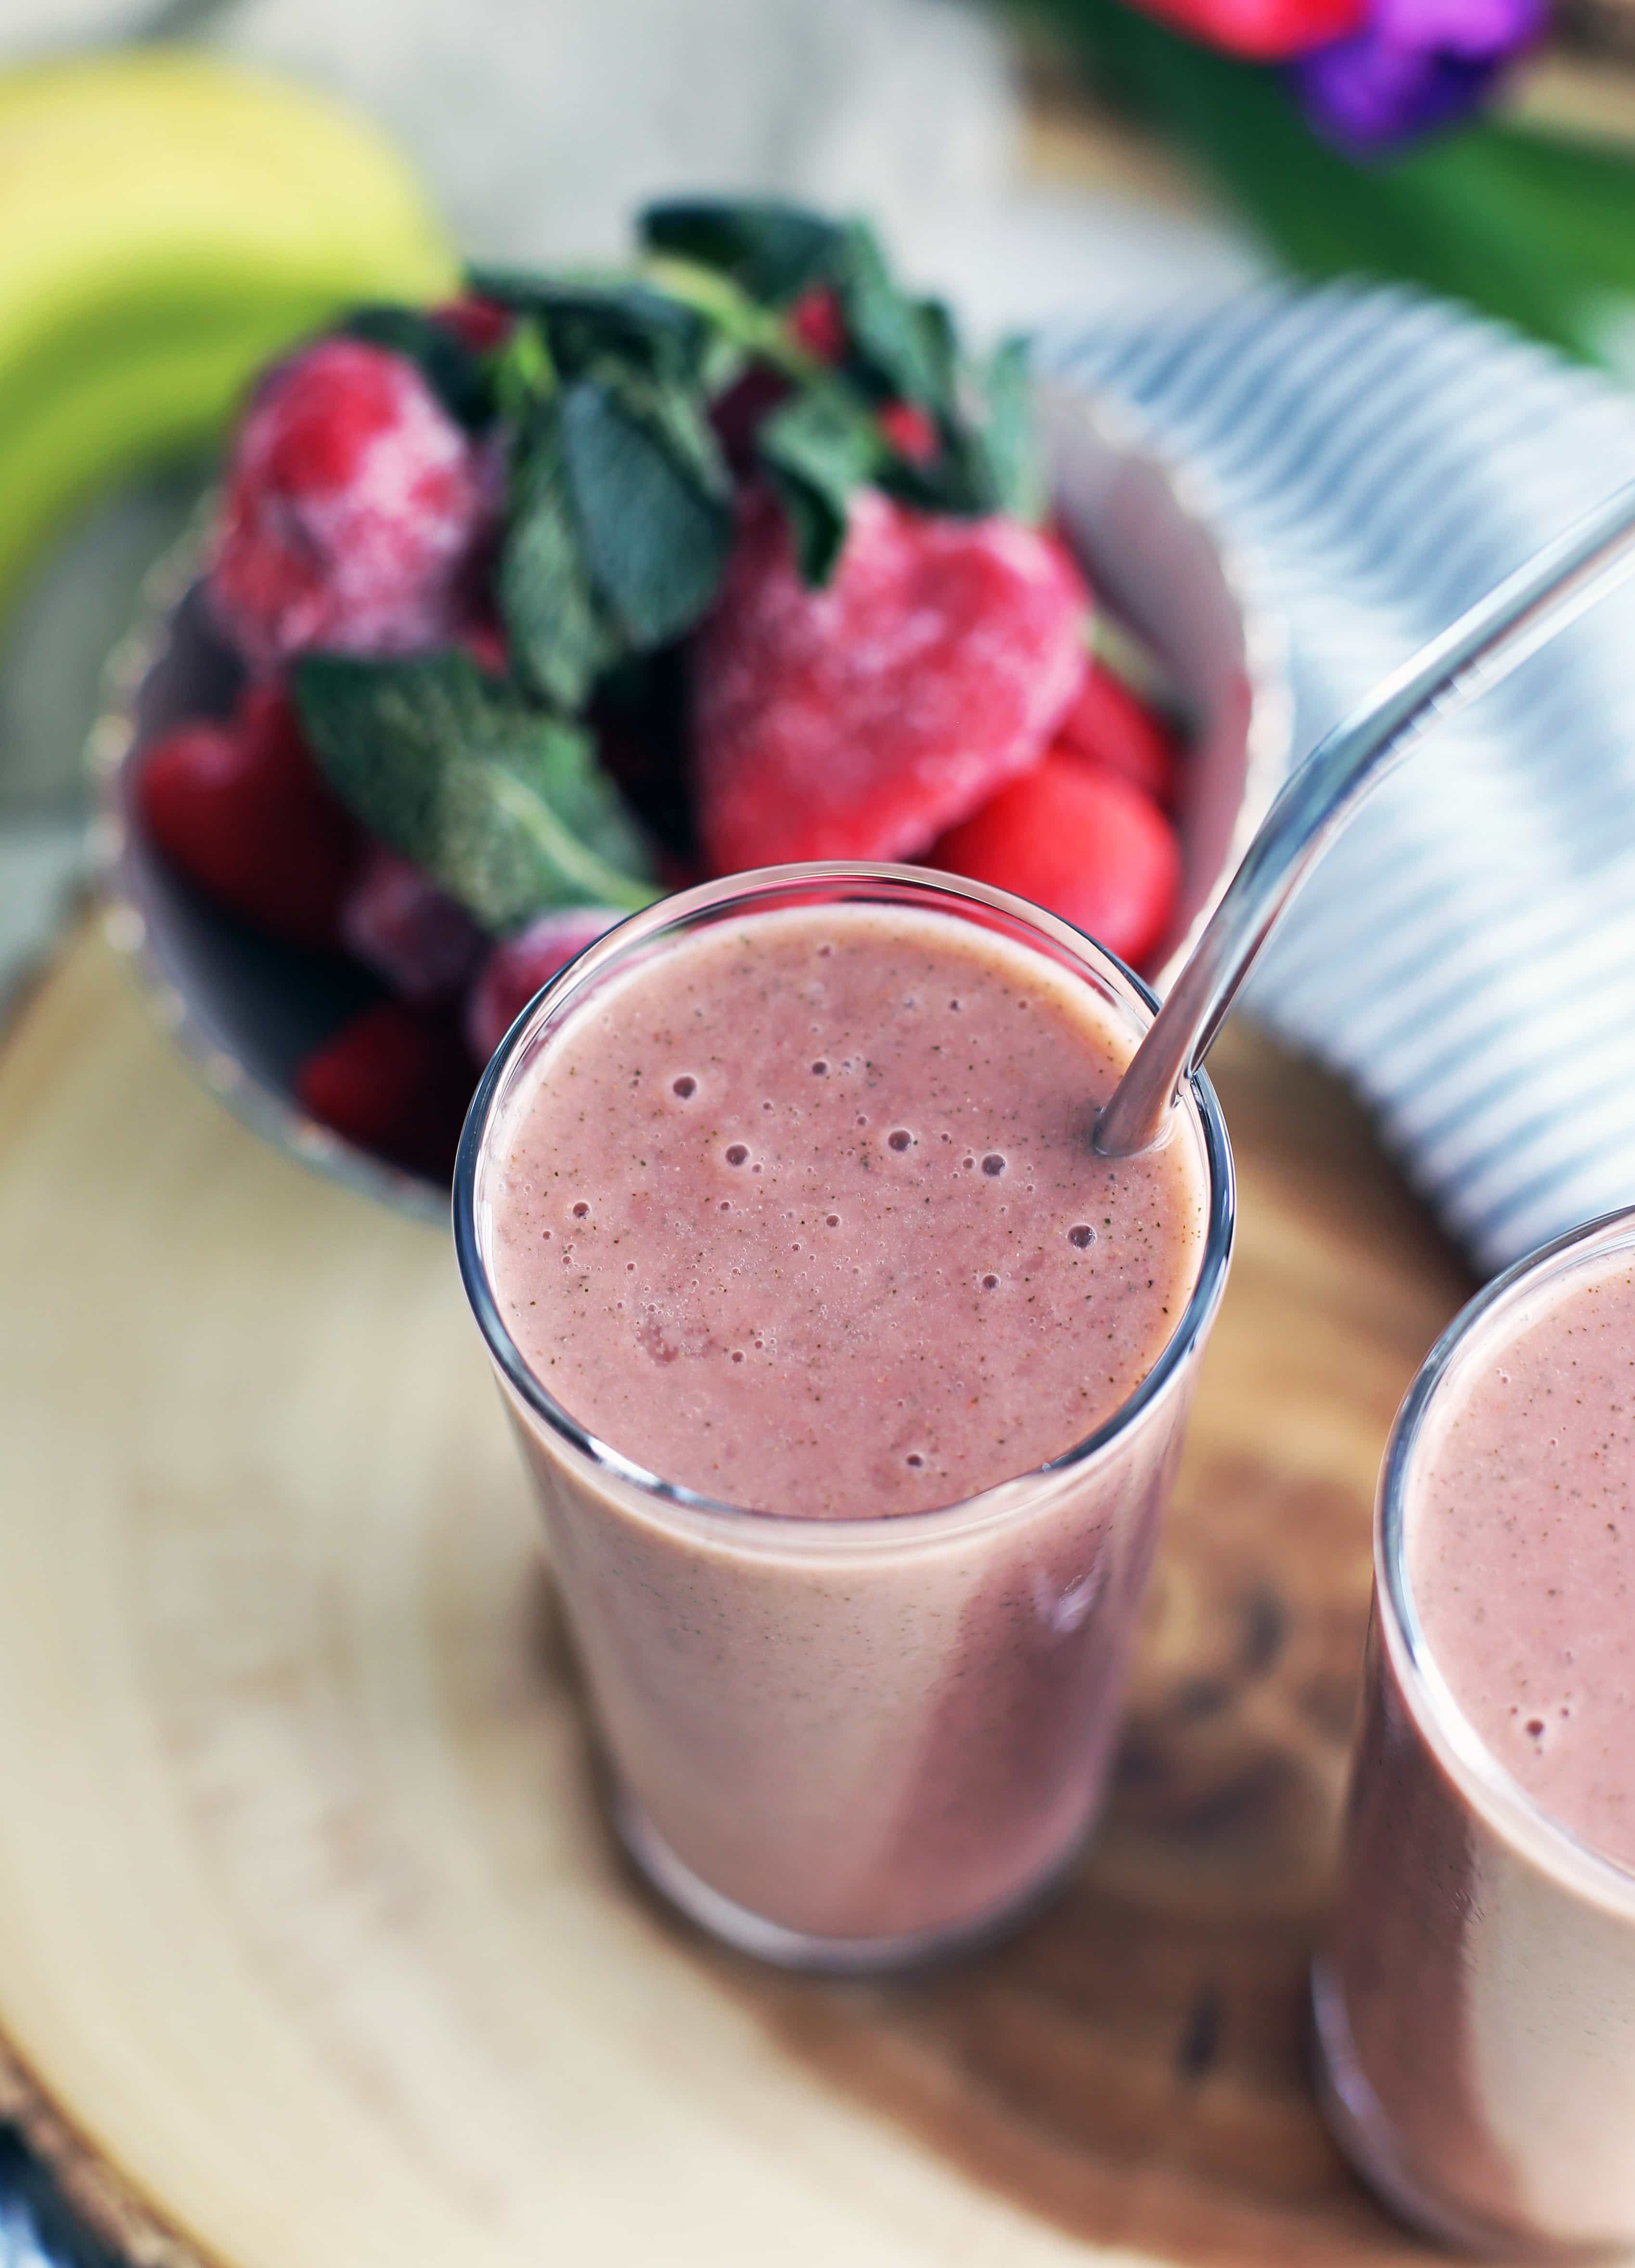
[209,338,493,670]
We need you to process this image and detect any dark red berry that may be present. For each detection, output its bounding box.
[787,286,847,364]
[709,363,793,473]
[877,400,939,467]
[296,1000,475,1179]
[930,747,1181,971]
[208,337,493,670]
[458,613,509,676]
[135,680,361,950]
[340,844,487,1004]
[432,294,513,352]
[464,909,621,1065]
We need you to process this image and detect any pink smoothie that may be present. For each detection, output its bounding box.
[1320,1232,1635,2251]
[1412,1247,1635,1867]
[471,894,1222,1954]
[489,903,1205,1516]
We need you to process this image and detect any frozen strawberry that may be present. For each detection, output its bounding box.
[136,680,361,950]
[787,285,847,363]
[464,908,622,1065]
[930,749,1181,971]
[432,293,513,353]
[1056,663,1181,812]
[296,1000,475,1179]
[209,337,493,671]
[877,400,939,467]
[340,845,487,1003]
[693,489,1089,872]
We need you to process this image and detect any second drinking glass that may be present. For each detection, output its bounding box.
[455,865,1234,1971]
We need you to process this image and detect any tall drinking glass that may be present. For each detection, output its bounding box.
[455,866,1234,1972]
[1315,1207,1635,2254]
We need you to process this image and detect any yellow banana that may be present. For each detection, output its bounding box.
[0,48,459,615]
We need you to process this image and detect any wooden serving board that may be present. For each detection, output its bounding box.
[0,922,1473,2268]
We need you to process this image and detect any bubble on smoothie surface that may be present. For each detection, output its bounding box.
[571,1201,590,1218]
[887,1128,914,1152]
[811,1060,829,1076]
[724,1143,749,1166]
[981,1273,999,1290]
[981,1153,1006,1177]
[1068,1224,1096,1248]
[671,1075,697,1098]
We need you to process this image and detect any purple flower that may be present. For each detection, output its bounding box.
[1292,0,1546,150]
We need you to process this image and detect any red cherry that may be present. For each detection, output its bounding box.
[135,681,361,951]
[1055,663,1182,813]
[929,747,1181,972]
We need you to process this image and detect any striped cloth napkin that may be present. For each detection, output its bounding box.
[1052,282,1635,1276]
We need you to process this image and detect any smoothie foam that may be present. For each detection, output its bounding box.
[487,902,1207,1516]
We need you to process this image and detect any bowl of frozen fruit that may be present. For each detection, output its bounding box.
[96,199,1286,1220]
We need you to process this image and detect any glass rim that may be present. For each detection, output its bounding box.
[453,861,1236,1546]
[1378,1202,1635,1912]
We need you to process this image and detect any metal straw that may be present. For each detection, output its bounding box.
[1095,478,1635,1159]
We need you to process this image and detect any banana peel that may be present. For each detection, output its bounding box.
[0,47,458,619]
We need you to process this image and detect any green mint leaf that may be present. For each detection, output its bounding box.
[637,198,843,304]
[832,223,951,414]
[294,651,655,933]
[337,305,495,429]
[562,364,734,647]
[499,401,619,712]
[764,468,848,589]
[493,316,555,420]
[472,270,709,383]
[877,337,1042,521]
[975,334,1042,522]
[755,389,882,585]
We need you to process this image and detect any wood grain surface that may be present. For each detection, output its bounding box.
[0,922,1474,2268]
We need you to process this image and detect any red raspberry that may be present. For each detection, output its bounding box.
[464,908,622,1065]
[877,400,939,467]
[692,488,1090,872]
[1056,663,1181,813]
[432,294,513,352]
[209,337,493,670]
[340,844,487,1004]
[930,746,1181,972]
[296,1000,475,1179]
[787,286,847,364]
[135,679,361,950]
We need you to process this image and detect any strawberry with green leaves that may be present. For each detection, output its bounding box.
[138,196,1184,1176]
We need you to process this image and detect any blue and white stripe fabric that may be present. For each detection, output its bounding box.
[1051,283,1635,1277]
